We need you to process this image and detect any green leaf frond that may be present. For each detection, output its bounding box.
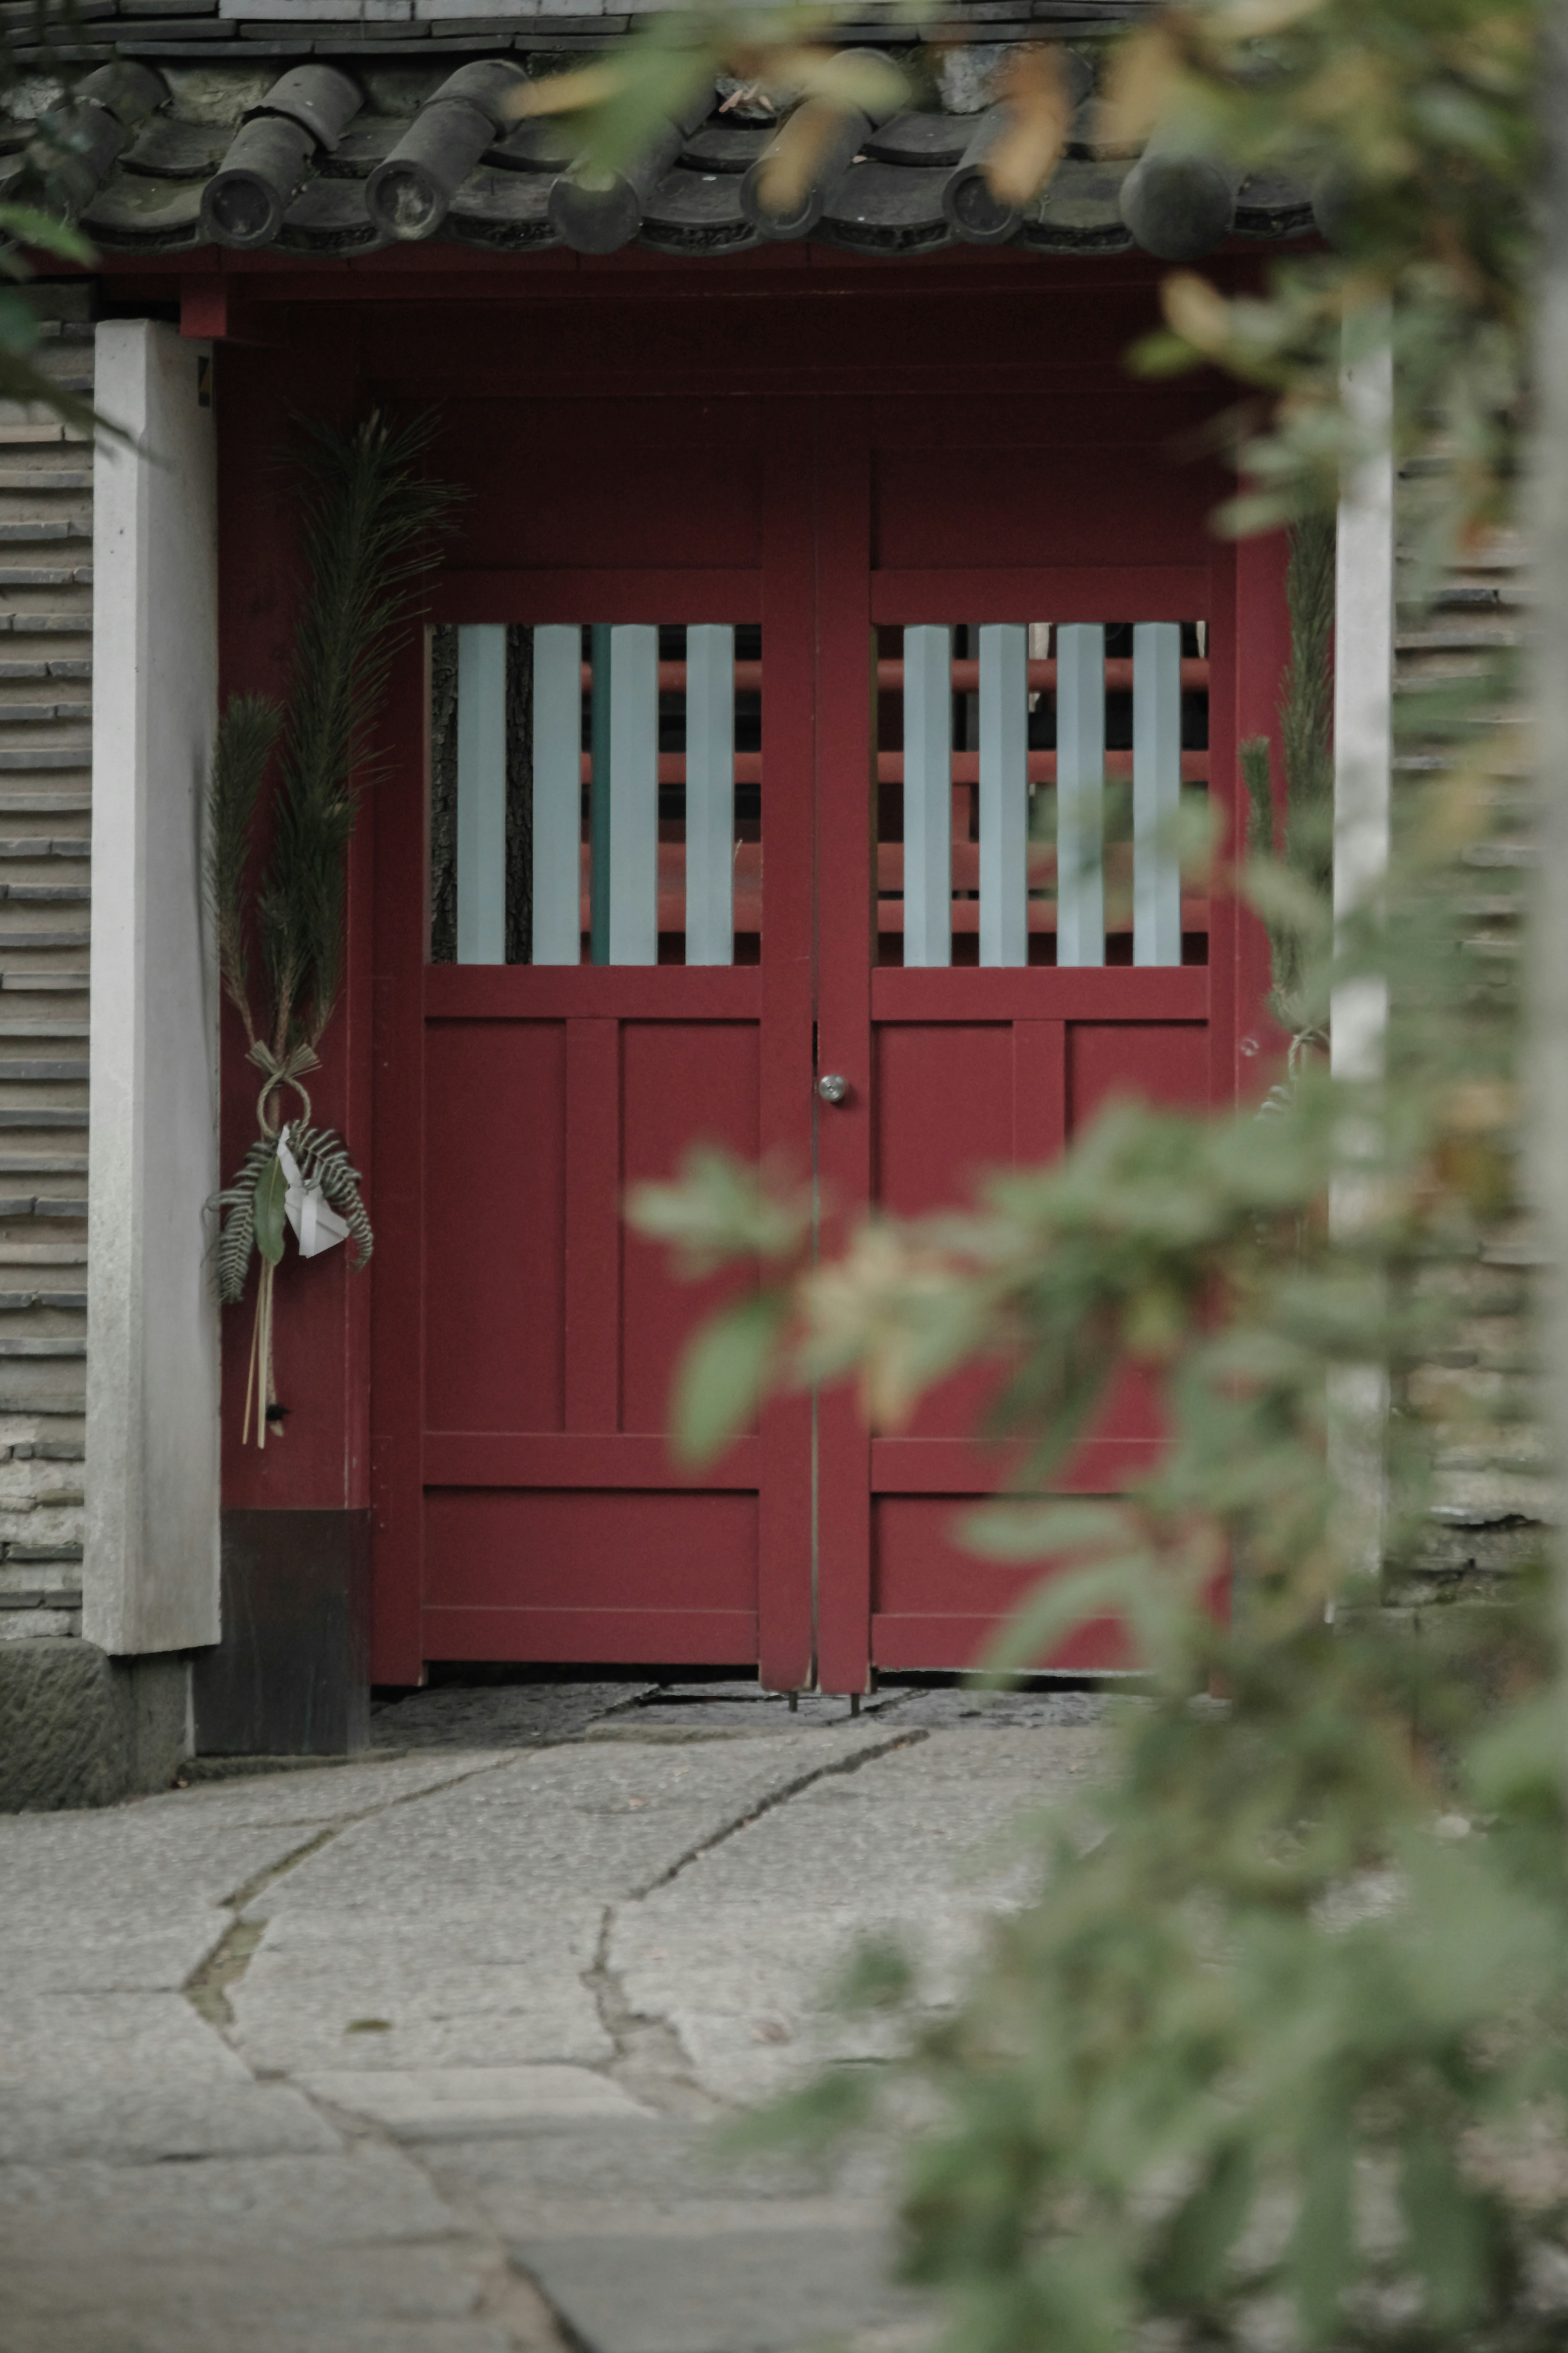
[258,410,463,1052]
[212,1135,274,1305]
[206,692,282,1047]
[212,1121,372,1304]
[285,1120,374,1271]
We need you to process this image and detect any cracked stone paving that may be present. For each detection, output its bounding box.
[0,1676,1114,2353]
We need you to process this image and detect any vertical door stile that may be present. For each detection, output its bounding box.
[979,622,1028,967]
[532,623,584,967]
[455,623,506,966]
[589,622,612,964]
[1133,620,1182,967]
[608,623,659,966]
[757,412,817,1693]
[902,624,952,967]
[686,622,735,967]
[564,1017,623,1433]
[814,407,876,1696]
[369,648,430,1684]
[1056,622,1105,968]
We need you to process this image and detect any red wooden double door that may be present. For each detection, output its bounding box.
[371,391,1241,1693]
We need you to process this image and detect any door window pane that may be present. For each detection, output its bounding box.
[873,622,1210,966]
[429,622,762,966]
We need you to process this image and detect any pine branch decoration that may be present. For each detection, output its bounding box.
[259,412,462,1057]
[284,1122,374,1271]
[208,410,462,1442]
[207,692,281,1050]
[214,1136,272,1306]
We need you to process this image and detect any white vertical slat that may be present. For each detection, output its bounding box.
[1133,621,1183,967]
[903,624,952,968]
[979,623,1028,967]
[684,623,734,966]
[1056,622,1105,968]
[456,623,506,965]
[608,622,659,966]
[530,624,583,966]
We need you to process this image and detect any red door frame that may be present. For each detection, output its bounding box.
[156,251,1284,1693]
[365,396,1272,1695]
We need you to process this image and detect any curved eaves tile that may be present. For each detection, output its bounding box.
[1234,172,1314,239]
[863,113,970,168]
[483,118,575,173]
[679,120,767,174]
[81,170,204,248]
[818,158,952,255]
[443,165,559,250]
[120,117,227,179]
[1018,156,1135,253]
[639,165,760,255]
[276,175,383,252]
[321,119,402,177]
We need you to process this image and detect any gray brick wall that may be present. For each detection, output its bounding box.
[0,281,92,1645]
[1387,516,1550,1608]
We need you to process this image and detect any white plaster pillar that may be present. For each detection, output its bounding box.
[1332,317,1395,1088]
[84,321,220,1655]
[1328,314,1395,1589]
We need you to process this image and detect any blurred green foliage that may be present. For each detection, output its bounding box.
[619,0,1561,2342]
[0,4,131,433]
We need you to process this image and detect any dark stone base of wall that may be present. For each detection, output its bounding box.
[0,1641,189,1812]
[193,1509,371,1757]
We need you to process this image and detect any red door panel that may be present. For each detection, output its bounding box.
[621,1021,760,1436]
[423,1487,757,1664]
[873,439,1217,572]
[873,1020,1021,1449]
[873,1023,1016,1213]
[871,1497,1135,1675]
[431,400,766,573]
[424,1019,566,1434]
[1068,1021,1211,1127]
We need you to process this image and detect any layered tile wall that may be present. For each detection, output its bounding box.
[0,282,92,1644]
[1390,515,1549,1607]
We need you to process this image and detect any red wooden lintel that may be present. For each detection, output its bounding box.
[179,273,287,346]
[870,967,1210,1022]
[871,568,1211,625]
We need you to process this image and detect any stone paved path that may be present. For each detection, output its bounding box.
[0,1679,1109,2353]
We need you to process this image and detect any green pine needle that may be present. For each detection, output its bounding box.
[207,692,282,1045]
[207,410,461,1305]
[259,411,463,1053]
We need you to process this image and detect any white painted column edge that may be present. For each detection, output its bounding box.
[1330,315,1395,1088]
[1327,311,1395,1592]
[85,320,220,1656]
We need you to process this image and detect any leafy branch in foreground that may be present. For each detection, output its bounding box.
[633,664,1552,2348]
[209,412,461,1442]
[615,2,1550,2343]
[0,33,164,433]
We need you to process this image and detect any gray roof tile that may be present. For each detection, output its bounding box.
[11,30,1318,263]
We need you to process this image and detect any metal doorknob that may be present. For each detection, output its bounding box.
[817,1074,850,1105]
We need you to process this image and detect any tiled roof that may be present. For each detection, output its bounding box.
[2,39,1317,261]
[7,0,1157,61]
